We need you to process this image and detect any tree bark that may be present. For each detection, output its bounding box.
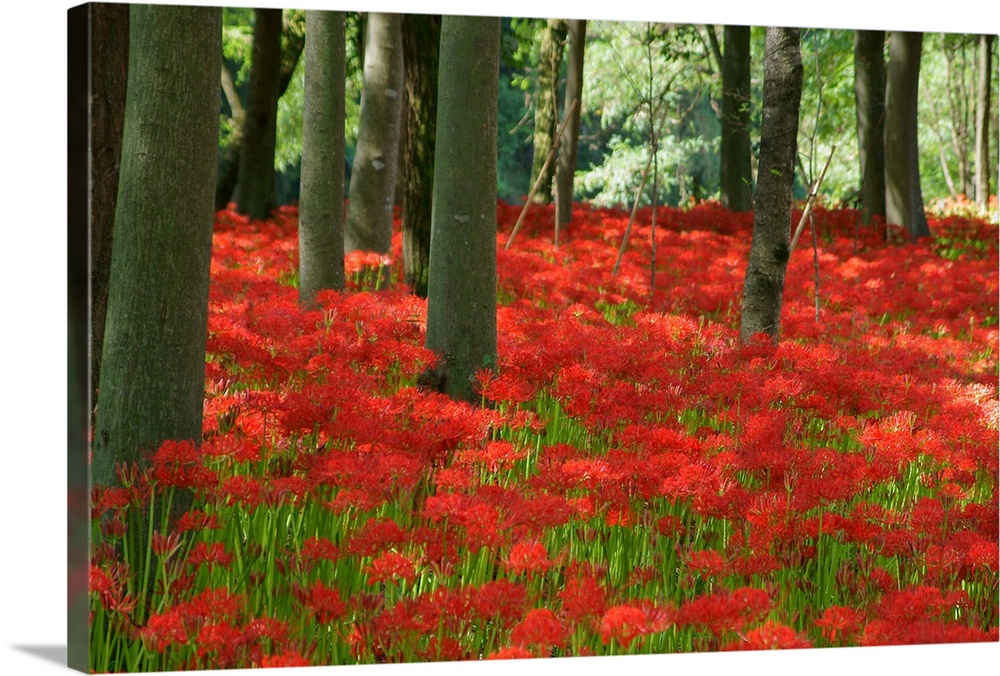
[853,29,886,224]
[217,13,304,212]
[401,14,441,298]
[974,33,995,211]
[235,8,283,221]
[93,4,220,488]
[885,31,931,240]
[529,18,567,204]
[425,15,500,404]
[740,27,802,344]
[555,19,586,232]
[346,12,404,256]
[299,10,346,307]
[720,25,753,212]
[88,3,129,421]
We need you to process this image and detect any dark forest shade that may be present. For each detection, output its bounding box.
[720,25,753,212]
[401,14,441,298]
[885,31,931,240]
[854,29,887,225]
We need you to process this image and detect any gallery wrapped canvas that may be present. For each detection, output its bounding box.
[65,1,998,674]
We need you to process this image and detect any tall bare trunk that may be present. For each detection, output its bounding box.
[854,29,886,224]
[974,33,995,211]
[529,18,567,204]
[555,19,586,232]
[720,25,753,212]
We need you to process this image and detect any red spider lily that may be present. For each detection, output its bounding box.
[814,606,865,643]
[366,551,417,586]
[487,645,534,659]
[302,581,346,624]
[260,651,310,667]
[558,571,607,628]
[504,541,552,576]
[174,509,219,533]
[685,549,728,578]
[724,621,812,650]
[467,579,528,624]
[186,542,233,571]
[151,531,184,559]
[509,608,568,652]
[677,587,772,634]
[599,605,651,648]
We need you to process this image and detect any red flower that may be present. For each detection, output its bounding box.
[261,651,310,667]
[304,581,346,623]
[724,621,812,650]
[366,551,417,585]
[186,542,233,570]
[814,606,865,643]
[599,605,650,648]
[504,541,552,576]
[510,608,567,651]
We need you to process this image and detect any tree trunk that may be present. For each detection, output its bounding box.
[529,18,567,204]
[217,12,304,212]
[235,8,283,221]
[853,29,886,224]
[346,12,404,256]
[425,15,500,404]
[93,4,220,488]
[740,27,802,344]
[299,10,346,307]
[401,14,441,298]
[555,19,586,233]
[720,25,753,212]
[885,31,931,240]
[974,33,995,211]
[88,3,129,421]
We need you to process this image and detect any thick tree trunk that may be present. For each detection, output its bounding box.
[346,12,404,256]
[885,31,931,240]
[235,8,283,221]
[853,29,886,224]
[299,10,346,307]
[720,25,753,212]
[529,18,567,204]
[93,4,220,488]
[974,33,995,211]
[401,14,441,298]
[740,27,802,344]
[555,19,586,233]
[88,3,129,420]
[425,15,500,404]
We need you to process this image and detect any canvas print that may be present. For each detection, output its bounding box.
[68,1,999,673]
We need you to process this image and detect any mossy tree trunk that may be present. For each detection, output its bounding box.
[854,29,887,225]
[346,12,404,256]
[299,10,346,307]
[93,4,220,488]
[739,27,802,344]
[555,19,586,233]
[400,14,441,298]
[88,2,129,420]
[974,33,995,212]
[720,25,753,212]
[425,15,500,404]
[885,31,931,240]
[529,18,567,205]
[235,8,283,221]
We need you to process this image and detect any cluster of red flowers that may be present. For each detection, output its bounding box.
[90,201,998,669]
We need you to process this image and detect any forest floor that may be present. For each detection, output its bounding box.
[90,199,998,671]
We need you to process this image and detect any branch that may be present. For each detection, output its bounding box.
[789,145,836,253]
[504,98,580,250]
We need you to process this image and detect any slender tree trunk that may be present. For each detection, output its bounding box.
[235,8,283,221]
[218,13,304,211]
[529,18,567,204]
[885,31,931,240]
[854,29,887,224]
[974,33,995,211]
[93,4,220,488]
[425,15,500,404]
[555,19,586,232]
[346,12,404,256]
[401,14,441,298]
[740,27,802,344]
[720,25,753,212]
[299,10,346,307]
[89,3,129,420]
